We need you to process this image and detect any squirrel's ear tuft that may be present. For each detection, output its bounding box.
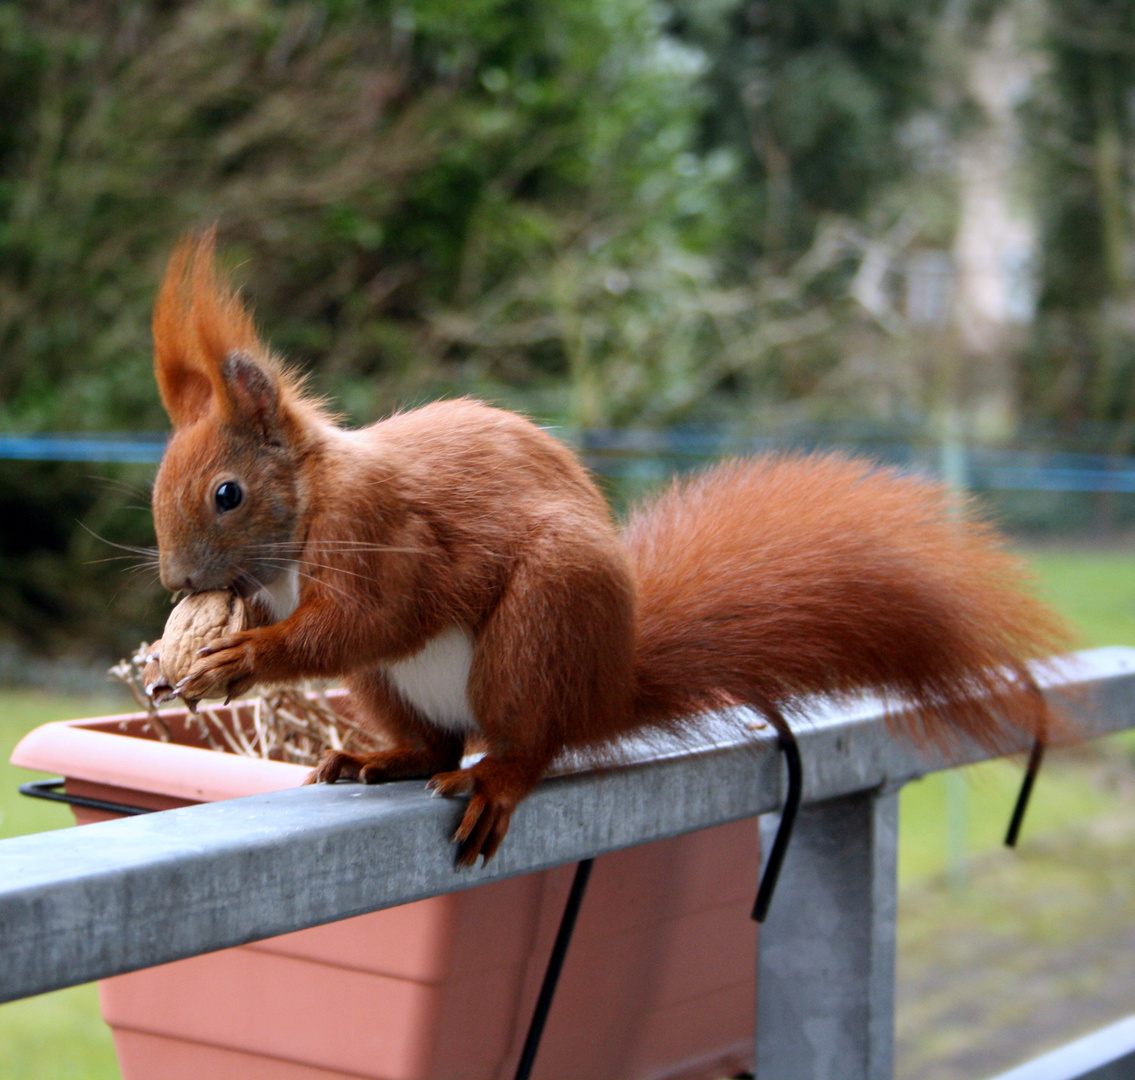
[152,229,266,428]
[153,233,212,426]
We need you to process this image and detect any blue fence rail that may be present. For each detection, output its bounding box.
[10,430,1135,495]
[0,435,166,464]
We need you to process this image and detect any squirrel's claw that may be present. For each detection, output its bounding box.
[195,631,242,659]
[145,680,177,705]
[171,629,257,705]
[169,679,201,713]
[306,750,364,785]
[429,765,520,868]
[141,641,169,703]
[455,792,513,867]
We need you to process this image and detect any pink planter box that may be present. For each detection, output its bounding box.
[12,704,758,1080]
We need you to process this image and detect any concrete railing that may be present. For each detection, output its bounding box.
[3,646,1135,1079]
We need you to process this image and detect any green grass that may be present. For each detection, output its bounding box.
[897,547,1135,886]
[3,548,1135,1077]
[1025,549,1135,648]
[0,690,122,841]
[0,985,122,1080]
[0,689,126,1080]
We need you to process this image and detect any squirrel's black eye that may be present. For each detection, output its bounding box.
[214,481,243,513]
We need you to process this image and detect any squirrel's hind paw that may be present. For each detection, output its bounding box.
[429,759,540,867]
[454,790,513,867]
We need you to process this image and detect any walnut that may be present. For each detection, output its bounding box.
[144,590,251,703]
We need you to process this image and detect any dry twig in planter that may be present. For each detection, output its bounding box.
[109,643,384,766]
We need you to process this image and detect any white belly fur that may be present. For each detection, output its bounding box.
[255,563,301,621]
[386,626,478,733]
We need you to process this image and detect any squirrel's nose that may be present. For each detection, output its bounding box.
[159,560,196,594]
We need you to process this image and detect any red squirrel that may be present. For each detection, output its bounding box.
[150,233,1072,865]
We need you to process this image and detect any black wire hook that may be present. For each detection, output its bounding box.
[513,857,595,1080]
[751,714,802,923]
[1003,666,1049,848]
[1004,736,1044,848]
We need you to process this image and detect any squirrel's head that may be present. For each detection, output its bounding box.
[151,232,313,596]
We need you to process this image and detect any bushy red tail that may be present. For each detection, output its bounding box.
[622,453,1073,747]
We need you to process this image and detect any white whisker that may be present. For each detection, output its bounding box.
[250,560,361,605]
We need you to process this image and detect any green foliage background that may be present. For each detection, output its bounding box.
[1021,0,1135,447]
[0,0,967,655]
[0,0,1133,655]
[0,0,971,436]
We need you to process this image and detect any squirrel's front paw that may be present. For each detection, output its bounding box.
[175,631,257,708]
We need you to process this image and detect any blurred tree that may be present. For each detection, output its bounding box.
[0,0,993,654]
[675,0,953,264]
[0,0,974,435]
[658,0,984,419]
[433,0,984,428]
[0,0,742,648]
[0,0,751,433]
[1021,0,1135,450]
